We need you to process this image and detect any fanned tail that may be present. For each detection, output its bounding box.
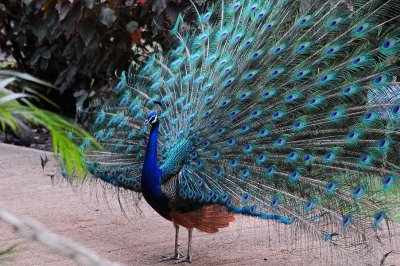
[69,0,400,262]
[148,0,400,257]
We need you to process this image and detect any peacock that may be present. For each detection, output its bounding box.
[64,0,400,263]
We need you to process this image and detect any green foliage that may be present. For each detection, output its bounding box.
[0,70,97,179]
[0,0,208,114]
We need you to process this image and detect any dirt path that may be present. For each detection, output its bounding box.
[0,143,399,265]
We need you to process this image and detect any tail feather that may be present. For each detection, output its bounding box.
[71,0,400,261]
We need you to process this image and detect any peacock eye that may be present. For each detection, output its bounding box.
[149,115,158,124]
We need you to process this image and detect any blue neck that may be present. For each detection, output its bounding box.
[144,122,159,171]
[141,122,167,212]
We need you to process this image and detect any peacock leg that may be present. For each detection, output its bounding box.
[162,222,183,261]
[174,228,193,264]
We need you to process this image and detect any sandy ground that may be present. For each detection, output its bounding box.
[0,143,399,266]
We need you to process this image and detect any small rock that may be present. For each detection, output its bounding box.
[36,144,47,150]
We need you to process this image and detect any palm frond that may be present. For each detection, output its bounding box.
[0,69,100,179]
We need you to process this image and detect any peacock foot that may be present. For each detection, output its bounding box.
[161,251,184,261]
[174,256,192,264]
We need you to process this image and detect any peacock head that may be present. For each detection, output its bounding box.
[144,111,158,125]
[144,101,162,125]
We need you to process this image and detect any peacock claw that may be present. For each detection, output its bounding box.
[174,256,192,264]
[161,251,184,261]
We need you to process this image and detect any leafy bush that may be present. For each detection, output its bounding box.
[0,0,206,114]
[0,70,96,178]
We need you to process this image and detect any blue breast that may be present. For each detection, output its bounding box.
[141,121,194,217]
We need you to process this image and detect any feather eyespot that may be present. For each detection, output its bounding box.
[363,111,378,124]
[243,38,254,47]
[297,41,311,53]
[216,169,223,177]
[290,171,300,182]
[305,200,315,210]
[326,182,337,193]
[329,108,344,119]
[242,144,253,153]
[293,120,306,131]
[298,15,312,26]
[270,68,284,77]
[308,97,322,106]
[343,215,352,228]
[271,197,279,207]
[257,153,267,163]
[251,110,262,118]
[382,38,396,49]
[266,166,275,176]
[296,71,304,77]
[217,128,226,135]
[272,111,283,119]
[239,125,250,133]
[224,78,234,87]
[356,23,369,33]
[229,159,238,168]
[272,44,286,55]
[328,17,342,28]
[342,85,358,95]
[241,169,250,178]
[231,33,243,43]
[393,104,400,114]
[353,186,364,200]
[304,154,312,162]
[242,193,250,202]
[275,137,286,147]
[288,151,298,160]
[261,89,277,99]
[203,110,212,117]
[226,138,236,147]
[259,128,269,137]
[360,154,372,165]
[229,110,239,117]
[347,131,360,142]
[219,101,229,108]
[375,212,385,226]
[209,119,218,127]
[212,151,220,158]
[324,152,335,161]
[378,138,389,149]
[249,4,258,12]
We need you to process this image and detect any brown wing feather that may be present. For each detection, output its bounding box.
[171,204,235,233]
